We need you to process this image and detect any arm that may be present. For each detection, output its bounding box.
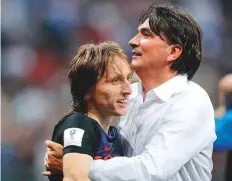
[63,153,92,181]
[89,101,216,181]
[62,125,95,181]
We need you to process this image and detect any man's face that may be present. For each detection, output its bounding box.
[91,56,132,117]
[128,19,171,71]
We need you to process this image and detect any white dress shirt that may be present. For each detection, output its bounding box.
[89,75,216,181]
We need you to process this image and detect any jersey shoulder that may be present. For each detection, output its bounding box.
[51,112,99,144]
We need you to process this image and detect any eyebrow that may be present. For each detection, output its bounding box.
[111,70,133,80]
[138,27,153,34]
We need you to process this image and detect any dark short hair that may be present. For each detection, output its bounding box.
[139,4,203,80]
[68,41,130,113]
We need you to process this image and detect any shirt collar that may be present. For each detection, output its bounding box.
[150,75,188,102]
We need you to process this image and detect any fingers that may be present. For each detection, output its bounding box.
[45,140,63,158]
[45,140,56,150]
[43,153,51,177]
[42,171,52,176]
[43,152,63,175]
[45,140,63,154]
[45,151,56,167]
[43,140,63,177]
[44,154,48,168]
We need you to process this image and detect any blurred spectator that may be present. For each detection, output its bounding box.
[214,74,232,181]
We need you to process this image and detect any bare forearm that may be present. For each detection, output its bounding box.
[63,153,92,181]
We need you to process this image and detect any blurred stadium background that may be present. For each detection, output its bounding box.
[1,0,232,181]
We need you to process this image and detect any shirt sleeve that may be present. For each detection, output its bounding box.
[89,101,216,181]
[59,114,98,158]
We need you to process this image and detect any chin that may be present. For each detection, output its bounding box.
[131,61,143,71]
[119,109,127,116]
[113,109,127,116]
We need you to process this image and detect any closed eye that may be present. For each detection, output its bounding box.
[140,28,153,38]
[110,75,122,84]
[113,77,120,82]
[127,73,133,81]
[142,31,150,37]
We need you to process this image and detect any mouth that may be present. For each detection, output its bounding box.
[132,50,142,57]
[132,50,142,60]
[117,99,128,107]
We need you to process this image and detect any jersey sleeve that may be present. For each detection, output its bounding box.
[57,113,99,158]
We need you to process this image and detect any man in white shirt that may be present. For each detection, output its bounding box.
[43,4,216,181]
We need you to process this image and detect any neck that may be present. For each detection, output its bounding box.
[136,67,177,96]
[87,109,111,133]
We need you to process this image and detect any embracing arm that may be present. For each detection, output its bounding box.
[89,102,216,181]
[63,153,92,181]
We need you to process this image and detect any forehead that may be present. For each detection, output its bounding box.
[107,56,131,74]
[138,18,150,31]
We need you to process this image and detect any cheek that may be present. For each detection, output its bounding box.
[141,42,167,60]
[140,38,150,50]
[140,40,156,57]
[94,87,117,106]
[95,90,110,103]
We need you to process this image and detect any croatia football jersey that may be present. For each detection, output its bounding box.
[48,111,123,181]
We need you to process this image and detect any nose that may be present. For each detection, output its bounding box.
[122,80,132,96]
[128,34,139,48]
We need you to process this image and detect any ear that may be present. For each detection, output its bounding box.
[167,44,182,62]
